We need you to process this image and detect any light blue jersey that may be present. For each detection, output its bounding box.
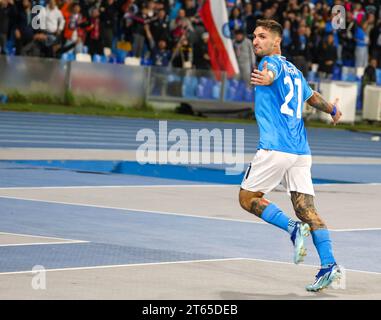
[254,55,313,155]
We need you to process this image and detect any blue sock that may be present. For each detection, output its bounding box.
[311,229,336,267]
[261,203,294,233]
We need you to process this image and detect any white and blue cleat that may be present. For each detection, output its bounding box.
[306,263,342,292]
[290,222,310,264]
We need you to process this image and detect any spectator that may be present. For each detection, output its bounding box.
[121,0,139,44]
[87,7,103,55]
[63,2,88,54]
[361,57,378,105]
[193,31,210,70]
[0,0,16,54]
[338,11,356,66]
[170,8,193,44]
[290,23,311,76]
[229,6,244,33]
[362,57,377,84]
[183,0,197,19]
[318,33,337,79]
[131,3,153,58]
[253,1,263,19]
[146,0,156,18]
[353,2,366,25]
[355,20,369,68]
[20,32,51,57]
[281,19,292,59]
[2,0,381,82]
[100,0,119,50]
[243,2,256,37]
[43,0,65,54]
[151,39,171,67]
[370,20,381,67]
[233,28,255,84]
[171,36,193,69]
[14,0,34,56]
[150,8,170,44]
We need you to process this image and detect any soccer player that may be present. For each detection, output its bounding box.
[239,19,343,292]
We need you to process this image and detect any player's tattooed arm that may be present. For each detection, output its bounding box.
[307,91,334,113]
[290,191,326,230]
[307,91,342,125]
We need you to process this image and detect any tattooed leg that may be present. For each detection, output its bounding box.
[290,191,326,230]
[291,191,337,268]
[239,188,297,234]
[239,188,270,217]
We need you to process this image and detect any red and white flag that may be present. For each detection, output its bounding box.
[199,0,240,79]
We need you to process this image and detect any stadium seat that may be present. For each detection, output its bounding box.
[233,81,246,101]
[117,41,132,52]
[124,57,141,66]
[104,47,112,57]
[108,55,117,63]
[92,54,108,63]
[341,66,357,81]
[75,53,92,63]
[61,52,75,62]
[196,77,213,99]
[115,49,128,63]
[356,67,365,78]
[5,40,15,55]
[226,86,236,101]
[0,94,8,104]
[182,76,198,98]
[141,58,153,66]
[212,82,221,99]
[244,86,254,102]
[376,69,381,86]
[331,64,342,80]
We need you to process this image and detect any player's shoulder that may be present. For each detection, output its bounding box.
[259,55,282,73]
[260,55,281,65]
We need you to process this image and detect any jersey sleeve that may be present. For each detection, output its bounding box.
[258,56,281,80]
[301,74,313,102]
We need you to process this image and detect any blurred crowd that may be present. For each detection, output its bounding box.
[0,0,381,81]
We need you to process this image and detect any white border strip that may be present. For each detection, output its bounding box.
[0,184,236,190]
[0,231,87,243]
[0,195,264,225]
[0,194,380,232]
[0,240,88,247]
[242,257,381,276]
[0,258,246,276]
[0,257,379,276]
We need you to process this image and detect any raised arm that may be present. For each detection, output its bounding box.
[307,91,342,125]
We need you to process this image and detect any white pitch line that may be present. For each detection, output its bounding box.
[2,182,381,191]
[0,194,380,232]
[0,231,88,243]
[0,257,380,277]
[0,257,246,276]
[0,184,237,190]
[0,194,263,225]
[0,240,89,247]
[242,258,381,276]
[331,227,381,232]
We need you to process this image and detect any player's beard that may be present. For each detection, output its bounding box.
[254,48,267,57]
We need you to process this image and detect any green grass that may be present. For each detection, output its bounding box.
[0,102,255,123]
[1,102,381,132]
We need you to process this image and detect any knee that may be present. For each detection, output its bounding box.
[239,189,251,212]
[239,188,264,216]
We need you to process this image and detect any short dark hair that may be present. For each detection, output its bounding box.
[255,19,283,37]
